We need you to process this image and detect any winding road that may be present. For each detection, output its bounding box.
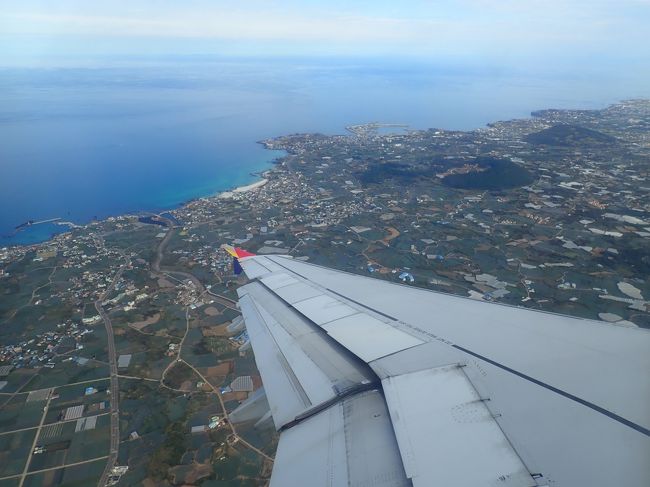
[150,217,274,465]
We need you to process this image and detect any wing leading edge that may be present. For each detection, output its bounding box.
[234,254,650,487]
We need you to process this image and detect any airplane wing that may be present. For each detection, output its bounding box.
[233,253,650,487]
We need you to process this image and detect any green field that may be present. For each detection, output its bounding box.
[0,428,37,478]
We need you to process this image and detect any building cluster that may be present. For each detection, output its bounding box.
[0,321,93,369]
[1,100,648,357]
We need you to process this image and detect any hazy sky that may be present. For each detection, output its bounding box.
[1,0,649,67]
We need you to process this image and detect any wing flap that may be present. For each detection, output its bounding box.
[382,365,535,487]
[238,280,376,429]
[270,390,410,487]
[237,293,311,428]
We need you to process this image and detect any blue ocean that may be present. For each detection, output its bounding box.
[1,57,647,245]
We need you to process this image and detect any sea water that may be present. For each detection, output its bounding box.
[1,57,647,245]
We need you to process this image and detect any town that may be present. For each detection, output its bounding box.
[0,99,648,486]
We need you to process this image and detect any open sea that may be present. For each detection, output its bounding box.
[1,57,648,245]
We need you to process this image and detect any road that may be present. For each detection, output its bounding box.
[0,375,36,407]
[151,216,273,464]
[160,306,191,387]
[17,393,52,487]
[0,376,110,396]
[2,265,58,329]
[151,222,206,294]
[95,249,129,487]
[0,412,110,437]
[152,217,240,313]
[0,456,109,482]
[177,358,274,463]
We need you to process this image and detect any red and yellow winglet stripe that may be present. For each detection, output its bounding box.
[222,245,255,275]
[222,244,256,259]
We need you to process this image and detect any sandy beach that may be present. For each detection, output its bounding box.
[218,178,268,199]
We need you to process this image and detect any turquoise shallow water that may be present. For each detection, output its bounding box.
[1,57,648,246]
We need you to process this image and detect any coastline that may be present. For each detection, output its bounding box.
[0,176,273,249]
[2,168,278,250]
[3,97,643,250]
[2,144,283,248]
[218,178,268,199]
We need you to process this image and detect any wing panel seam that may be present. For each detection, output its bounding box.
[453,344,650,437]
[254,260,650,437]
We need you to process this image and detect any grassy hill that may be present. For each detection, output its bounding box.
[525,124,617,146]
[441,157,535,190]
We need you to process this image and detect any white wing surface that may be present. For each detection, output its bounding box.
[235,254,650,487]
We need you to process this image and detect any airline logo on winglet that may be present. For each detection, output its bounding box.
[222,245,255,274]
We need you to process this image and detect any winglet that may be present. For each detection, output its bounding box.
[222,245,256,274]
